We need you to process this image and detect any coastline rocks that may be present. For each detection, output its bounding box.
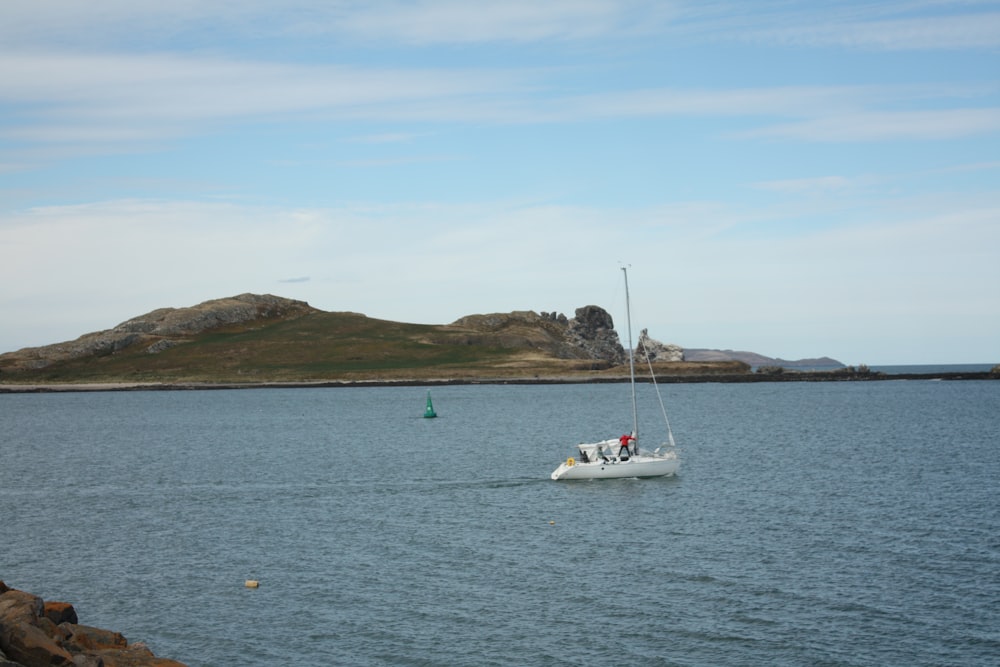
[0,582,186,667]
[42,603,77,626]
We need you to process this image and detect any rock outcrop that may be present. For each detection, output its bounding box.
[0,294,315,370]
[0,581,186,667]
[565,306,626,365]
[450,305,627,364]
[636,329,683,362]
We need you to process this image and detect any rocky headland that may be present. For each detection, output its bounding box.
[0,581,185,667]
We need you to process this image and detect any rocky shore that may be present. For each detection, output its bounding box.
[0,581,185,667]
[0,367,996,393]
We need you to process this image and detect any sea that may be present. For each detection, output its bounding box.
[2,368,998,666]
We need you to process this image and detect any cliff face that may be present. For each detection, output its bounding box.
[0,294,314,370]
[565,305,626,364]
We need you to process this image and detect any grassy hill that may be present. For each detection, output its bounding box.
[0,296,749,386]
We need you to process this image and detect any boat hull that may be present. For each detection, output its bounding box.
[550,455,679,481]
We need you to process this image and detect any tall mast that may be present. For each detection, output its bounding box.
[622,266,638,440]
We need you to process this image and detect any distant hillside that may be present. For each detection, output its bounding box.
[684,348,843,368]
[1,294,751,384]
[3,294,317,369]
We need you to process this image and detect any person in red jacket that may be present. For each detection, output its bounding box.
[618,433,635,458]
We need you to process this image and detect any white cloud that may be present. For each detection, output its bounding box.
[344,132,430,144]
[2,49,994,163]
[742,108,1000,142]
[329,0,668,44]
[671,2,1000,51]
[5,2,999,51]
[752,10,1000,51]
[0,0,672,48]
[0,51,525,124]
[752,176,853,193]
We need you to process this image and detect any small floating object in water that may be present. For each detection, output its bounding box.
[549,520,556,525]
[423,390,437,418]
[245,580,260,588]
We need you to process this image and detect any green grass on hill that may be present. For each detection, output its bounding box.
[1,310,753,385]
[3,311,584,383]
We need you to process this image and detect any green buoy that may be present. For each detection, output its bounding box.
[423,391,437,418]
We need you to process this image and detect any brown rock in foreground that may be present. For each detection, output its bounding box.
[42,602,77,626]
[0,581,186,667]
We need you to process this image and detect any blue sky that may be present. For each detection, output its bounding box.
[2,1,998,365]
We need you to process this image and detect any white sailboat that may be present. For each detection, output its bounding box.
[550,268,681,481]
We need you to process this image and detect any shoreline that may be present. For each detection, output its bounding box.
[1,370,995,393]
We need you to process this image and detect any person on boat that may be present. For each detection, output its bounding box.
[618,433,635,458]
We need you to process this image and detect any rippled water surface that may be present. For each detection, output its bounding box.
[3,380,999,666]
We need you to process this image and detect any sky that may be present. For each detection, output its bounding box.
[1,1,998,365]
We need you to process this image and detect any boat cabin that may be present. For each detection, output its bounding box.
[575,439,622,463]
